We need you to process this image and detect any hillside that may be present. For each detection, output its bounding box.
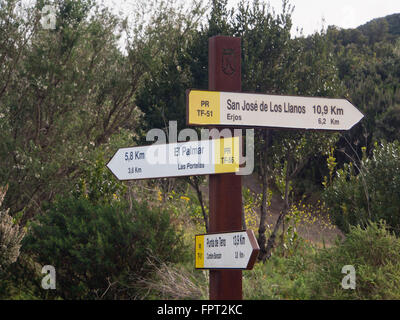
[358,13,400,39]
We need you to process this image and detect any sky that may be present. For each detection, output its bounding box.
[103,0,400,37]
[261,0,400,36]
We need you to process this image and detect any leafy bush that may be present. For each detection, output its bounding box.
[23,196,186,299]
[73,153,127,206]
[0,252,44,300]
[323,141,400,234]
[0,185,37,300]
[307,221,400,299]
[244,221,400,300]
[0,185,26,274]
[242,237,317,300]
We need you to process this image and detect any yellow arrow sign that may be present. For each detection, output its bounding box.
[195,230,259,270]
[187,89,364,130]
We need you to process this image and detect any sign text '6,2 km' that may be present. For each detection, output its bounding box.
[187,90,364,130]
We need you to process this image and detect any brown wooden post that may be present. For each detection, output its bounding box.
[208,36,243,300]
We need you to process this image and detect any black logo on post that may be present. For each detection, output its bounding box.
[222,48,236,76]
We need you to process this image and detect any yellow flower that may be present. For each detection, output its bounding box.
[180,196,190,202]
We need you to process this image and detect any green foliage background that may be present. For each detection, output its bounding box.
[23,196,186,299]
[323,141,400,234]
[1,0,400,299]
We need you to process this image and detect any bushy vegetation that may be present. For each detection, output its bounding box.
[22,196,186,299]
[136,221,400,300]
[0,185,26,274]
[242,221,400,300]
[323,141,400,234]
[307,221,400,299]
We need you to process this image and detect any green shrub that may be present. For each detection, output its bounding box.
[243,221,400,300]
[73,153,127,205]
[243,240,316,300]
[0,252,45,300]
[23,196,186,299]
[323,141,400,234]
[307,221,400,299]
[0,185,39,300]
[0,185,26,275]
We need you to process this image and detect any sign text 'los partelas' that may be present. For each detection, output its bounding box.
[106,137,239,181]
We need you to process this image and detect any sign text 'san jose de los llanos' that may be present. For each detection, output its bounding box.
[187,89,364,130]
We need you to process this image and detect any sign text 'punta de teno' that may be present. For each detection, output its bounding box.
[187,90,364,130]
[106,137,239,181]
[195,230,259,270]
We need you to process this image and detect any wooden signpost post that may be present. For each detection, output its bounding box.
[207,36,245,300]
[107,35,364,302]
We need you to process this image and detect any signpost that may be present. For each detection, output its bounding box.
[207,36,244,300]
[106,137,239,181]
[106,35,364,302]
[195,230,259,270]
[187,89,364,130]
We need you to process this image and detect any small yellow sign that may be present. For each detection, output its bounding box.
[188,90,220,125]
[195,235,204,268]
[214,136,239,174]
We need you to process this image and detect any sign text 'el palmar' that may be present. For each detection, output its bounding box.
[107,137,239,181]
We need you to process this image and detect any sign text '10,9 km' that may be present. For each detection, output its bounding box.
[313,104,343,126]
[187,90,364,130]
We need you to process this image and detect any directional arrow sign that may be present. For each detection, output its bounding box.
[195,230,260,270]
[106,137,239,181]
[187,90,364,130]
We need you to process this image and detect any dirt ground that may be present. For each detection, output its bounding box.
[200,173,343,247]
[243,173,343,246]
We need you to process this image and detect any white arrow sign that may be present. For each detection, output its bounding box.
[195,230,259,270]
[106,137,239,181]
[187,90,364,130]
